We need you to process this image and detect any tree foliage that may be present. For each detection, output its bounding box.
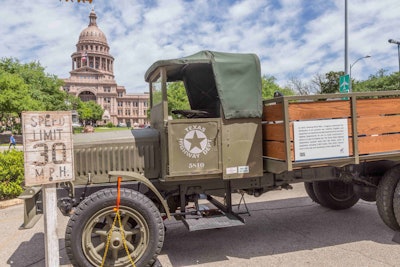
[0,58,67,111]
[353,69,400,92]
[0,72,41,118]
[312,71,345,94]
[261,75,295,98]
[0,58,70,117]
[0,57,96,132]
[77,100,103,125]
[167,82,190,116]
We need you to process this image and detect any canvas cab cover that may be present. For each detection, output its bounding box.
[144,50,262,119]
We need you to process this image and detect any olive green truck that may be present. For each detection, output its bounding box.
[21,51,400,266]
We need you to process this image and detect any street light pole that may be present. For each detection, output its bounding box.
[388,39,400,73]
[345,0,349,75]
[349,55,371,92]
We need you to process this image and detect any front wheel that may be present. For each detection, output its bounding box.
[65,188,165,267]
[313,180,359,210]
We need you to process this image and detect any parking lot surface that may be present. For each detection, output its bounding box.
[1,184,400,267]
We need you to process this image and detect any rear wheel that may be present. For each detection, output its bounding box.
[65,188,164,267]
[313,180,359,210]
[376,166,400,231]
[304,182,320,204]
[393,179,400,228]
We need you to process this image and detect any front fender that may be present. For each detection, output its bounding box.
[108,171,171,219]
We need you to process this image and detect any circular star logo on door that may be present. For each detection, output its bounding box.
[184,130,207,154]
[178,126,212,159]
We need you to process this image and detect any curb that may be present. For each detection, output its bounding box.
[0,198,23,209]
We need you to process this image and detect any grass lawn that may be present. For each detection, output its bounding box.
[75,127,131,134]
[95,127,131,132]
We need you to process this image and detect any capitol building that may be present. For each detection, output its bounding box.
[62,9,149,127]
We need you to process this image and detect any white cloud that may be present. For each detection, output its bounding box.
[0,0,399,93]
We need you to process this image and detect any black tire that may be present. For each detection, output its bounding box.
[65,188,164,267]
[394,179,400,228]
[355,160,396,202]
[304,182,320,204]
[376,166,400,231]
[313,180,359,210]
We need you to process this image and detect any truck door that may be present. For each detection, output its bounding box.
[167,118,222,180]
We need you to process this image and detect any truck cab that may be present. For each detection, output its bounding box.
[145,50,263,181]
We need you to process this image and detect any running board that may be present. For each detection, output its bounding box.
[182,211,245,231]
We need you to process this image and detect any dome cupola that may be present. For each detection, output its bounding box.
[78,9,108,46]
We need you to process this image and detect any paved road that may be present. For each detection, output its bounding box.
[1,184,400,267]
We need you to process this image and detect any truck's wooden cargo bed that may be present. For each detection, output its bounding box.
[262,91,400,173]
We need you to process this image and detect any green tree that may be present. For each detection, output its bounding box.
[167,82,190,116]
[315,71,345,94]
[353,69,400,92]
[77,100,103,125]
[0,72,42,130]
[0,57,73,132]
[0,58,67,111]
[261,75,294,99]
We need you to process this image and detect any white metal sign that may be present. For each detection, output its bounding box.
[294,119,349,161]
[22,111,74,186]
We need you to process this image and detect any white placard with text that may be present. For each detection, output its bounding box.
[294,119,349,161]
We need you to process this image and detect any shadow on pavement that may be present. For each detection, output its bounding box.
[161,196,397,266]
[7,233,69,267]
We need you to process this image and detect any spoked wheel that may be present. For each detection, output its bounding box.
[376,166,400,231]
[313,180,359,210]
[65,188,164,267]
[304,182,320,204]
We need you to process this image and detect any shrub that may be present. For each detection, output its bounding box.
[106,122,114,128]
[0,150,24,200]
[73,126,84,134]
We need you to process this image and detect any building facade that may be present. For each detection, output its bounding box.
[62,9,149,127]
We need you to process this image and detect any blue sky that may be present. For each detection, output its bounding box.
[1,0,399,94]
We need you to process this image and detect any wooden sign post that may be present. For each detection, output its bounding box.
[22,111,74,267]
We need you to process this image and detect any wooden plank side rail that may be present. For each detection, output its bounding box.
[262,91,400,172]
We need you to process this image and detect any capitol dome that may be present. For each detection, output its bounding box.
[71,9,114,75]
[78,10,108,45]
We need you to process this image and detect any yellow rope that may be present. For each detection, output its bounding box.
[100,211,137,267]
[100,211,118,267]
[117,211,136,266]
[100,176,136,267]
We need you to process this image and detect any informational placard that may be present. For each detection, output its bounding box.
[22,111,74,186]
[294,119,349,161]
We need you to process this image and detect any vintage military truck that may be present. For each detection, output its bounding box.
[21,51,400,266]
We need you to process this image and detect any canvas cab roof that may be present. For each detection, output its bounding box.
[144,50,262,119]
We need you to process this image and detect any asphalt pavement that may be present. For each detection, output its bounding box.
[1,184,400,267]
